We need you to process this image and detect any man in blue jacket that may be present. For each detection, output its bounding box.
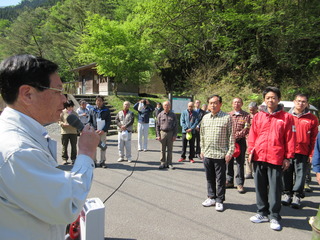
[312,132,320,185]
[179,102,199,163]
[89,95,111,168]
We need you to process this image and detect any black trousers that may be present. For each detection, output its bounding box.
[194,130,201,155]
[282,153,308,197]
[226,138,246,185]
[61,134,78,162]
[253,161,282,221]
[181,133,195,159]
[203,157,226,203]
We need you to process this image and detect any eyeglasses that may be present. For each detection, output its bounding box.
[31,85,66,95]
[40,86,66,95]
[295,100,307,104]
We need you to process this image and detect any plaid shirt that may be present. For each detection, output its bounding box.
[229,109,250,141]
[200,110,235,159]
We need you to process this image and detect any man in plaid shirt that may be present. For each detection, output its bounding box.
[226,98,250,194]
[200,95,235,212]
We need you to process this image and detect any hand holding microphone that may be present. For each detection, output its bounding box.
[77,124,100,160]
[67,114,107,151]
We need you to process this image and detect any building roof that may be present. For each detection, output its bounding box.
[71,63,97,72]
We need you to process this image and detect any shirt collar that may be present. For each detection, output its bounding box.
[2,107,50,141]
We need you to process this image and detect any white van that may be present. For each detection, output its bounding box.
[261,100,318,117]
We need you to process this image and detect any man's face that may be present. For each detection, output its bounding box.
[80,102,87,109]
[264,91,280,110]
[96,97,104,108]
[232,98,243,111]
[208,97,222,114]
[249,107,258,115]
[294,96,308,112]
[195,100,201,108]
[66,106,73,111]
[163,102,170,112]
[35,72,66,125]
[123,102,130,110]
[188,102,194,111]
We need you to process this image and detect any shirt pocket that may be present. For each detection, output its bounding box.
[212,123,227,133]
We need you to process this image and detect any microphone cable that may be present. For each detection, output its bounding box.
[102,149,140,204]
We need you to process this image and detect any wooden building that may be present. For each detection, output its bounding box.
[72,63,166,95]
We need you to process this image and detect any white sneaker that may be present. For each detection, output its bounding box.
[117,158,124,162]
[127,158,132,163]
[250,214,269,223]
[215,202,224,212]
[202,198,216,207]
[270,219,281,231]
[281,193,292,206]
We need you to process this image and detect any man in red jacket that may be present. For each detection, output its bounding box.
[248,86,295,231]
[282,94,319,208]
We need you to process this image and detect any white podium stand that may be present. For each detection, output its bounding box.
[80,198,105,240]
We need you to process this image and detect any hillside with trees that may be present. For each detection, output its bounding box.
[0,0,319,107]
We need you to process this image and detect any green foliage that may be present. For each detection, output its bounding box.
[0,0,60,21]
[0,0,320,108]
[77,14,154,94]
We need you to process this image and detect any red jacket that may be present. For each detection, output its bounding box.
[290,111,319,157]
[248,106,295,165]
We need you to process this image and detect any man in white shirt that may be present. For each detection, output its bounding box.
[76,99,90,124]
[0,54,100,240]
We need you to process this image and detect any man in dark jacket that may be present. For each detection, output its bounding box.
[134,99,154,151]
[194,100,206,158]
[179,102,198,163]
[89,95,111,168]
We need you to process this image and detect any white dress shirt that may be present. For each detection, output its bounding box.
[0,107,95,240]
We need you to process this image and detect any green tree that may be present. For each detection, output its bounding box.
[1,8,48,58]
[77,14,154,95]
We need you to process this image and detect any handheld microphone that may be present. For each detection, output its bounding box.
[67,114,107,151]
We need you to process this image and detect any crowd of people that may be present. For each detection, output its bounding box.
[1,54,320,239]
[60,87,320,232]
[59,86,320,232]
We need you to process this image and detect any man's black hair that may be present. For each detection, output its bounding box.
[0,54,58,104]
[207,94,222,103]
[263,86,281,99]
[295,93,309,101]
[96,95,104,101]
[64,100,74,109]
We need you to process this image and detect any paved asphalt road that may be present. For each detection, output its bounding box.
[48,124,319,240]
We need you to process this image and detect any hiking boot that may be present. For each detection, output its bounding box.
[304,183,313,192]
[237,185,245,194]
[225,182,234,188]
[159,164,166,169]
[245,174,253,179]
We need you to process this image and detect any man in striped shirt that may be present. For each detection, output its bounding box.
[226,97,250,194]
[200,95,235,212]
